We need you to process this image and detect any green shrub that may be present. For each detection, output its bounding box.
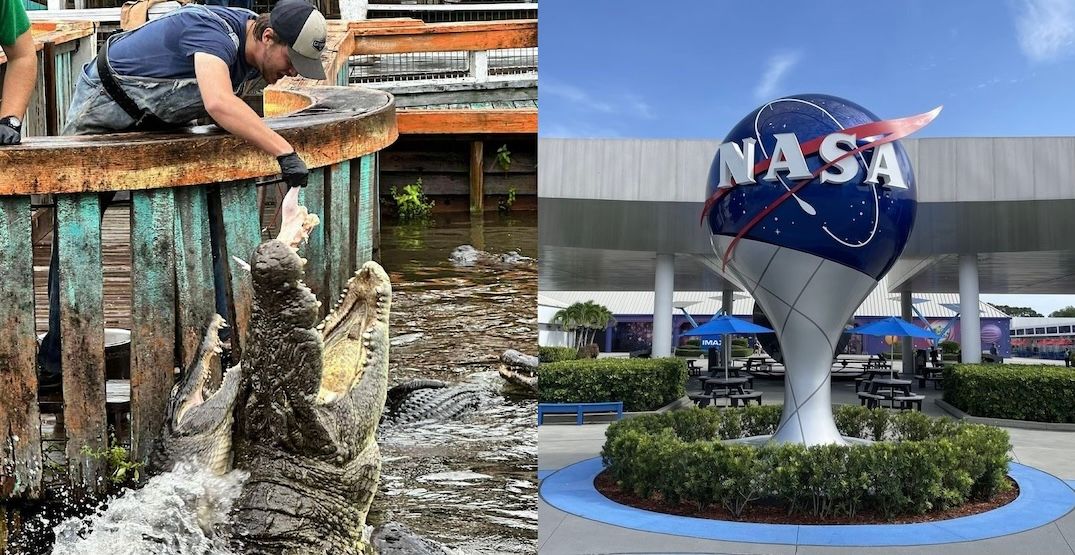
[539,346,577,363]
[674,347,703,358]
[731,338,749,348]
[944,364,1075,423]
[940,340,960,354]
[602,406,1010,519]
[540,357,687,412]
[731,346,753,358]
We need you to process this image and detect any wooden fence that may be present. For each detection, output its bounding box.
[0,22,95,138]
[0,22,397,500]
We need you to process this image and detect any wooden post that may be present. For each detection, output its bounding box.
[469,50,489,83]
[217,180,262,357]
[470,140,484,214]
[0,197,42,500]
[353,155,375,267]
[42,42,58,136]
[339,0,368,21]
[57,193,106,493]
[129,189,177,466]
[326,163,352,303]
[173,187,219,385]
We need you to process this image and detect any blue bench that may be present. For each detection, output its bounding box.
[537,402,623,425]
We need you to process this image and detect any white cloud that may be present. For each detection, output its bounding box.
[1015,0,1075,62]
[542,81,615,113]
[754,51,801,100]
[623,93,656,120]
[542,80,656,120]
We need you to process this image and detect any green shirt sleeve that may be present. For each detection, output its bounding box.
[1,0,31,47]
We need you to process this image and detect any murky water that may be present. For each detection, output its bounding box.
[374,212,538,554]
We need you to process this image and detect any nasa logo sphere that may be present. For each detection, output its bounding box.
[705,94,937,279]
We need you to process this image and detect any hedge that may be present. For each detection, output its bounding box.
[944,364,1075,423]
[539,346,578,363]
[674,347,703,358]
[602,405,1010,519]
[539,357,687,412]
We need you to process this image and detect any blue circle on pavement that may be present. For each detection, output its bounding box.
[539,457,1075,546]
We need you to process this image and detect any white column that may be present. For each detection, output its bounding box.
[959,254,982,364]
[722,285,734,366]
[469,50,489,83]
[339,0,369,21]
[901,291,914,376]
[653,253,675,358]
[48,0,63,10]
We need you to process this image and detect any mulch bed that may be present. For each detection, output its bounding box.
[594,470,1019,525]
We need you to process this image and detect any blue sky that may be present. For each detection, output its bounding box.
[539,0,1075,316]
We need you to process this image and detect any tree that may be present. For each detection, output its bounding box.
[1049,306,1075,318]
[552,301,617,353]
[992,304,1043,317]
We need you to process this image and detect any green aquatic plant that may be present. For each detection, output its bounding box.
[495,144,512,171]
[390,178,434,223]
[498,187,517,212]
[80,442,144,485]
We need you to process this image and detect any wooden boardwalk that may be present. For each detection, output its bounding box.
[33,204,133,333]
[31,194,284,335]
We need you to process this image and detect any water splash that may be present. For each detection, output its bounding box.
[50,464,248,555]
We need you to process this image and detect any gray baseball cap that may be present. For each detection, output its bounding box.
[270,0,328,81]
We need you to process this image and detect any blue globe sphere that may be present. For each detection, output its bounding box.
[705,94,917,280]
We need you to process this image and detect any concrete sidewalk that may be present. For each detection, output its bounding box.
[539,411,1075,554]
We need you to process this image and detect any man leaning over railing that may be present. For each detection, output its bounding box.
[38,0,328,388]
[0,0,36,144]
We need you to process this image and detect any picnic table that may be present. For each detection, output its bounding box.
[866,377,923,410]
[704,376,750,395]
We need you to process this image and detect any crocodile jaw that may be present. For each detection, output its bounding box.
[159,314,242,474]
[317,262,392,405]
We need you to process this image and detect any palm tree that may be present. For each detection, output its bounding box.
[553,301,617,353]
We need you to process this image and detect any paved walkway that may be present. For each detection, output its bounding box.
[539,392,1075,554]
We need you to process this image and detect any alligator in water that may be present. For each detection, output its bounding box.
[448,244,534,267]
[382,378,487,424]
[497,349,537,395]
[157,203,392,554]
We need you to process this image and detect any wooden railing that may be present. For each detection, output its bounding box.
[0,22,397,499]
[0,22,95,137]
[345,18,537,134]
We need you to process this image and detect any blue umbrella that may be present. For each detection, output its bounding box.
[847,317,941,378]
[847,316,941,340]
[682,314,775,337]
[683,315,774,380]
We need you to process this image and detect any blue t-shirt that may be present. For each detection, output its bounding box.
[108,6,258,91]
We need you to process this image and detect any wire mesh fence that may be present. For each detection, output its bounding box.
[348,47,535,84]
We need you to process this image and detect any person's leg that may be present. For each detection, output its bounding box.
[37,226,62,387]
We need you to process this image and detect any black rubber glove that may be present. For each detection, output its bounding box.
[0,120,21,145]
[277,151,308,188]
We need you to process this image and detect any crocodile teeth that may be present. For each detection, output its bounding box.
[362,331,372,340]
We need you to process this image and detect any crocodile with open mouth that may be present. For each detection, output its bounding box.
[154,202,392,554]
[154,314,242,476]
